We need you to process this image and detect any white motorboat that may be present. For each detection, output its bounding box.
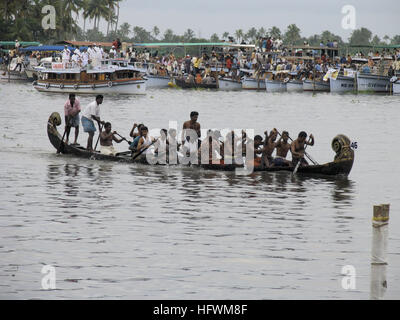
[218,77,242,91]
[33,59,146,95]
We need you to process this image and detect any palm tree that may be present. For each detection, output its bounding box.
[152,26,160,40]
[81,0,90,34]
[104,0,116,36]
[86,0,108,31]
[235,29,243,43]
[114,0,123,33]
[62,0,83,38]
[222,32,229,40]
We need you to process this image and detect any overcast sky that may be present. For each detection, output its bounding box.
[95,0,399,41]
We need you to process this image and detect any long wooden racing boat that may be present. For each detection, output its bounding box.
[48,112,354,176]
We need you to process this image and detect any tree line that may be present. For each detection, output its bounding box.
[1,0,399,48]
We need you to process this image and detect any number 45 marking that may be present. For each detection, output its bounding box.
[351,142,358,149]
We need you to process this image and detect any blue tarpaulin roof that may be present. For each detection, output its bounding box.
[20,45,88,52]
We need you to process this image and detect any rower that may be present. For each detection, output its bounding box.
[245,135,263,168]
[81,95,105,152]
[64,93,81,145]
[182,111,201,147]
[154,129,168,156]
[99,122,123,156]
[224,131,239,161]
[290,131,314,167]
[129,123,144,151]
[272,131,291,167]
[261,128,278,168]
[200,130,222,164]
[183,134,199,164]
[134,126,155,159]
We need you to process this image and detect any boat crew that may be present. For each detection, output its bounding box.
[261,129,278,167]
[109,46,117,59]
[290,131,314,167]
[13,55,23,72]
[135,126,154,158]
[64,93,81,145]
[81,49,89,67]
[81,95,105,152]
[129,123,145,151]
[272,131,291,167]
[154,129,169,163]
[99,122,123,156]
[62,45,71,68]
[245,135,263,168]
[182,111,201,147]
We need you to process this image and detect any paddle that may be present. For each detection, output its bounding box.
[293,144,309,175]
[114,132,132,145]
[132,137,159,161]
[57,117,71,154]
[94,122,104,151]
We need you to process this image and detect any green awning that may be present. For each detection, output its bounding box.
[0,41,41,47]
[348,44,400,49]
[132,42,254,48]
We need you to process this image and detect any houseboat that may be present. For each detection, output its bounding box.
[33,59,146,94]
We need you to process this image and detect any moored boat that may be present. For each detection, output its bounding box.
[265,79,287,92]
[144,74,172,88]
[241,76,266,90]
[356,73,390,93]
[330,75,356,93]
[218,77,242,91]
[34,58,146,95]
[286,79,303,92]
[303,79,330,92]
[392,77,400,94]
[0,69,28,81]
[174,77,217,89]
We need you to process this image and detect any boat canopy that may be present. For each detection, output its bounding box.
[0,41,41,47]
[132,42,255,48]
[20,45,88,52]
[348,44,400,49]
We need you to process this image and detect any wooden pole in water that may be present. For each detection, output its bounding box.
[370,204,389,300]
[8,58,10,83]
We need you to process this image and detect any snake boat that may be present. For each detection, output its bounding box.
[48,112,354,176]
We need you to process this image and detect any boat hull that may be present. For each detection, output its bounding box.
[0,70,29,81]
[286,80,303,92]
[145,75,171,88]
[357,73,390,93]
[330,75,356,93]
[393,81,400,95]
[47,112,354,177]
[303,79,330,92]
[175,78,217,89]
[218,78,242,91]
[265,79,287,92]
[34,80,146,95]
[241,77,266,90]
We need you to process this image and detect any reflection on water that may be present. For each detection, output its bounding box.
[1,83,400,299]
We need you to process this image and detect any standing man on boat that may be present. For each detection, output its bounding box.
[62,45,71,69]
[64,93,81,145]
[290,131,314,167]
[81,95,105,152]
[182,111,201,147]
